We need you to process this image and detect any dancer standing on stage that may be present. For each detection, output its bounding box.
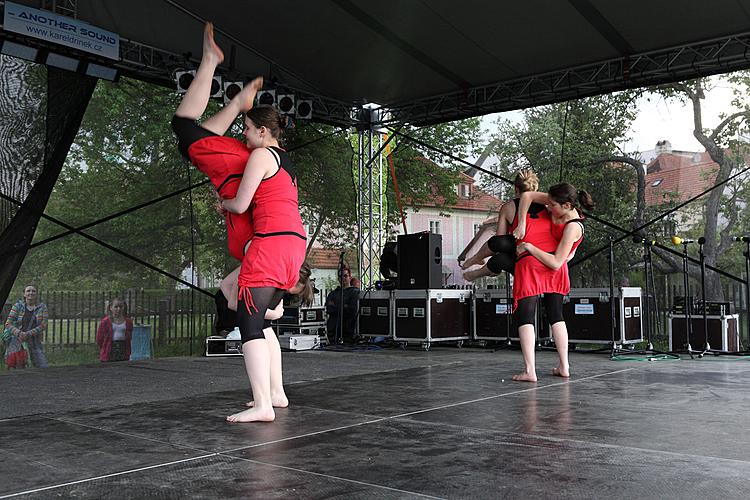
[461,169,548,281]
[510,182,594,382]
[172,23,307,422]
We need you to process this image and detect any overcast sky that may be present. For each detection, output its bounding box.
[481,77,740,155]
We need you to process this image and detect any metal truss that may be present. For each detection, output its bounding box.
[384,31,750,126]
[0,2,356,127]
[357,128,385,288]
[41,0,77,18]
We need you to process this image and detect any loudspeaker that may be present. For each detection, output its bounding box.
[397,233,442,289]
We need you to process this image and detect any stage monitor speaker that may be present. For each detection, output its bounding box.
[397,233,442,289]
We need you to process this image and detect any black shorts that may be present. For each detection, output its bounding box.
[171,115,217,160]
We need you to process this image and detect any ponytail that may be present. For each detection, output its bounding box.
[548,182,595,211]
[576,189,595,211]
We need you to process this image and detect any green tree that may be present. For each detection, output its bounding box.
[486,92,649,286]
[18,77,229,290]
[655,76,750,299]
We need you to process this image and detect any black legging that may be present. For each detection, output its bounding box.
[171,115,217,160]
[514,294,564,327]
[486,234,516,274]
[215,289,282,333]
[237,287,286,343]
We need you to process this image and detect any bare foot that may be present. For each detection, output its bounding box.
[226,406,275,423]
[235,77,264,112]
[460,254,480,270]
[512,372,537,383]
[203,22,224,65]
[463,269,481,282]
[552,366,570,378]
[246,393,288,408]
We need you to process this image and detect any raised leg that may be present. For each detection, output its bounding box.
[460,240,494,269]
[175,23,224,120]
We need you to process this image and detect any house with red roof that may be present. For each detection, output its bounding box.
[643,140,723,229]
[306,168,502,288]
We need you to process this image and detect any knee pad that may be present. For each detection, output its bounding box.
[486,253,515,275]
[487,234,515,254]
[214,290,236,333]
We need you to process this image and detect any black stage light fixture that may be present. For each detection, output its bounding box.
[85,62,119,82]
[256,89,275,106]
[1,40,39,62]
[223,81,242,104]
[277,94,295,115]
[210,75,222,98]
[45,52,80,72]
[176,70,195,93]
[296,99,313,119]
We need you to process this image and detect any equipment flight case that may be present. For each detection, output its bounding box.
[357,290,393,339]
[278,305,326,326]
[668,313,740,352]
[561,287,643,345]
[393,289,471,350]
[472,288,513,341]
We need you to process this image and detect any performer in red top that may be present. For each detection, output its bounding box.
[172,23,308,423]
[511,182,594,382]
[460,169,548,281]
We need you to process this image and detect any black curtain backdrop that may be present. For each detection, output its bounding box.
[0,66,96,307]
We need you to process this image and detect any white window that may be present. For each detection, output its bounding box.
[429,220,441,234]
[474,223,482,234]
[651,179,663,187]
[460,184,471,198]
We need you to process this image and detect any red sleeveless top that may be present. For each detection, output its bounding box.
[513,210,584,309]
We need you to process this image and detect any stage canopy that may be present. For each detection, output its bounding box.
[3,0,750,126]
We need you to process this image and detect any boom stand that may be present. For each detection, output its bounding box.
[620,240,678,360]
[334,251,345,345]
[744,241,750,352]
[697,240,717,356]
[607,237,634,358]
[676,241,696,358]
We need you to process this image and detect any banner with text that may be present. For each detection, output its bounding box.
[4,1,119,60]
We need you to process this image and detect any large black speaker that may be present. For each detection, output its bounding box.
[397,233,442,289]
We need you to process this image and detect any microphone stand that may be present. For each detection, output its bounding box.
[336,251,345,345]
[744,240,750,352]
[621,240,678,360]
[677,241,695,359]
[608,236,621,357]
[697,239,714,356]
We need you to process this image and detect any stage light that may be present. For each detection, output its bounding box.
[296,99,313,119]
[223,81,243,104]
[277,94,295,115]
[256,89,275,106]
[210,75,222,98]
[1,41,38,62]
[176,70,195,93]
[45,52,80,72]
[85,62,118,81]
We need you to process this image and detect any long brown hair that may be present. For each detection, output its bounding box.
[548,182,595,211]
[297,261,314,306]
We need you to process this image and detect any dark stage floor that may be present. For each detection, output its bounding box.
[2,346,750,499]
